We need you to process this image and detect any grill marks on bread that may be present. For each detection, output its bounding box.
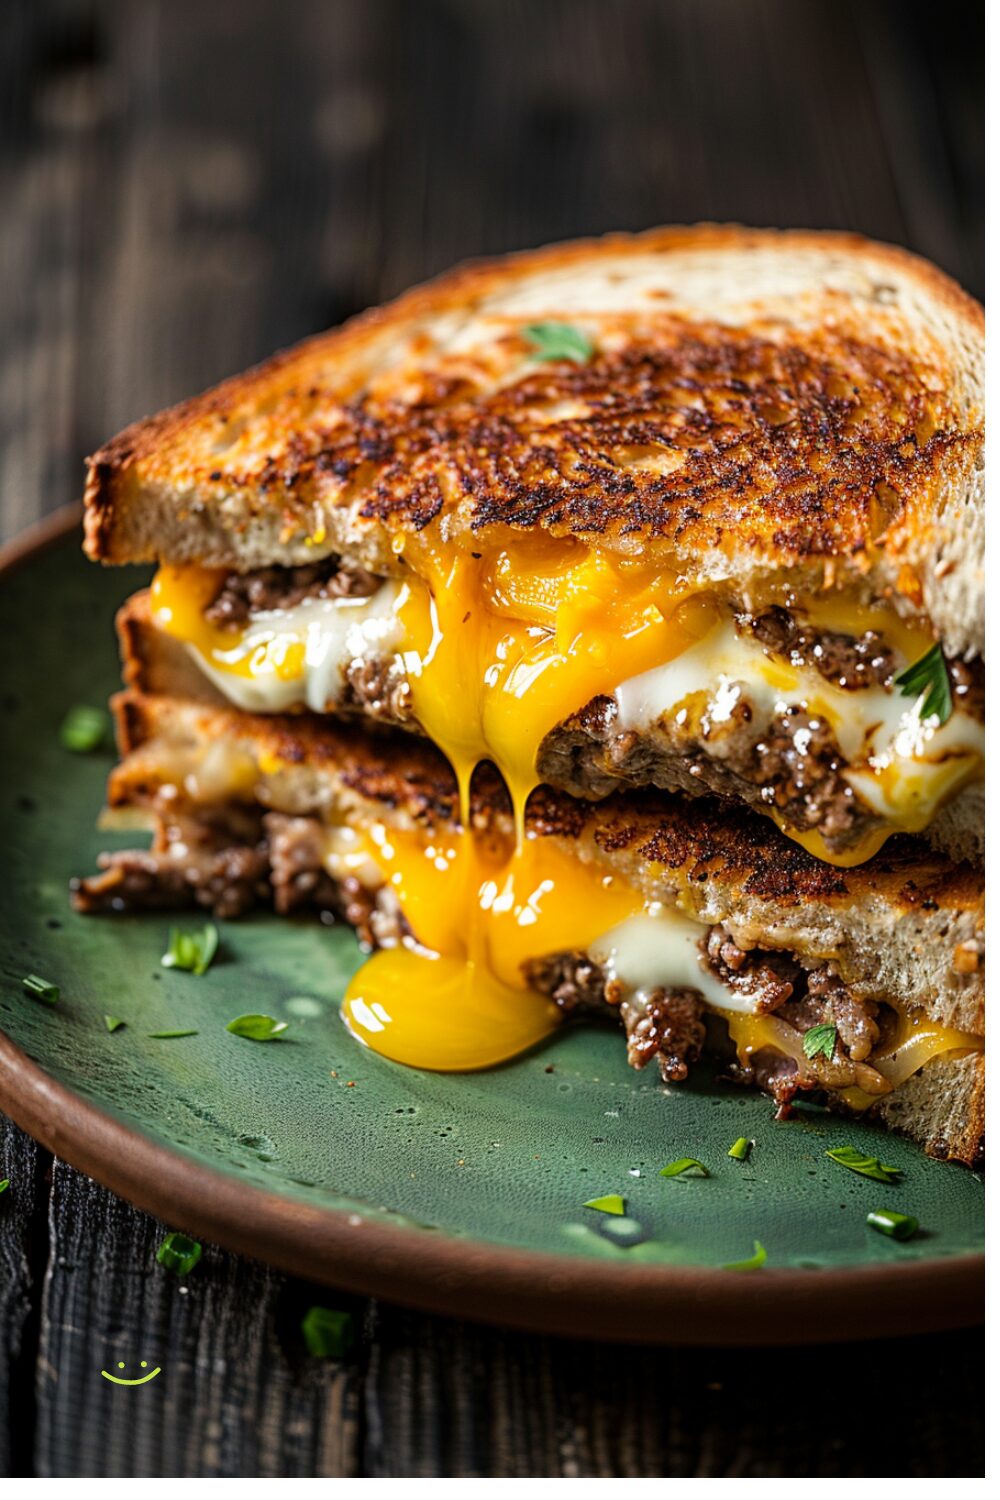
[355,324,968,556]
[168,321,968,561]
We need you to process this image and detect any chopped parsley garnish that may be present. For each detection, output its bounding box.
[226,1013,289,1042]
[59,704,111,752]
[301,1306,354,1358]
[658,1157,709,1179]
[161,923,218,976]
[728,1137,752,1161]
[723,1239,768,1271]
[826,1146,903,1183]
[148,1029,199,1039]
[802,1023,838,1061]
[523,320,594,365]
[866,1209,919,1241]
[104,1015,125,1033]
[23,974,59,1005]
[895,644,952,724]
[584,1194,626,1216]
[156,1232,203,1275]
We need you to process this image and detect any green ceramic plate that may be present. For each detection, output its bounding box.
[0,513,984,1343]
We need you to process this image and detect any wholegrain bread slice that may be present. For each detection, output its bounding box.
[84,226,984,658]
[74,690,984,1162]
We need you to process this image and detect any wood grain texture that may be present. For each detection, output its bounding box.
[32,1159,361,1478]
[0,0,984,1477]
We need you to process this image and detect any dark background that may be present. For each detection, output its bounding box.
[0,0,984,1478]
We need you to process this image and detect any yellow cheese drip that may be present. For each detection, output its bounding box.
[341,821,643,1069]
[393,533,712,830]
[338,530,717,1067]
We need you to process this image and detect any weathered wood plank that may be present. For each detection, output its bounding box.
[32,1155,362,1478]
[362,1303,984,1477]
[0,1116,48,1478]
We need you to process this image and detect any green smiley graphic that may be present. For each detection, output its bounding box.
[101,1360,162,1386]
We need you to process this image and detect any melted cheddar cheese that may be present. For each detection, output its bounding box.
[150,533,984,1083]
[151,540,983,861]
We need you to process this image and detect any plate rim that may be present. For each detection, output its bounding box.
[0,508,985,1346]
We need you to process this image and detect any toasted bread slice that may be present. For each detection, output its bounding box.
[73,691,984,1162]
[84,226,984,657]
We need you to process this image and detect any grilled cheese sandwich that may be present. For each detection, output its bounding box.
[76,226,985,1159]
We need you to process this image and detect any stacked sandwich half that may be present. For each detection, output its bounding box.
[75,226,985,1162]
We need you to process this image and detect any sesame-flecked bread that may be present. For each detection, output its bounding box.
[83,226,985,658]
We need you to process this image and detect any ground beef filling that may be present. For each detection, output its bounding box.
[540,691,870,845]
[523,951,707,1083]
[702,923,888,1110]
[341,653,414,726]
[74,815,887,1109]
[203,557,382,626]
[198,574,978,852]
[541,608,981,847]
[71,808,402,946]
[737,605,896,690]
[525,924,888,1110]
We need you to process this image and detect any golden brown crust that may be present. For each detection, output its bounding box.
[83,226,984,636]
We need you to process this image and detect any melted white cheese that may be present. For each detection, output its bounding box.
[614,618,983,821]
[189,582,403,713]
[587,906,748,1013]
[183,580,981,834]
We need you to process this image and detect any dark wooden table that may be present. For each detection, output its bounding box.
[0,0,984,1477]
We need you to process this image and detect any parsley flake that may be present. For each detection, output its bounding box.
[802,1023,838,1061]
[226,1013,289,1042]
[826,1146,902,1183]
[895,644,952,724]
[301,1306,354,1358]
[728,1137,752,1161]
[867,1209,919,1241]
[156,1232,203,1275]
[723,1239,768,1271]
[658,1157,709,1179]
[23,974,59,1005]
[584,1194,626,1216]
[60,704,111,753]
[523,321,594,364]
[161,924,218,976]
[104,1015,125,1033]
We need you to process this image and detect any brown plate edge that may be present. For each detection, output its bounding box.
[0,507,986,1347]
